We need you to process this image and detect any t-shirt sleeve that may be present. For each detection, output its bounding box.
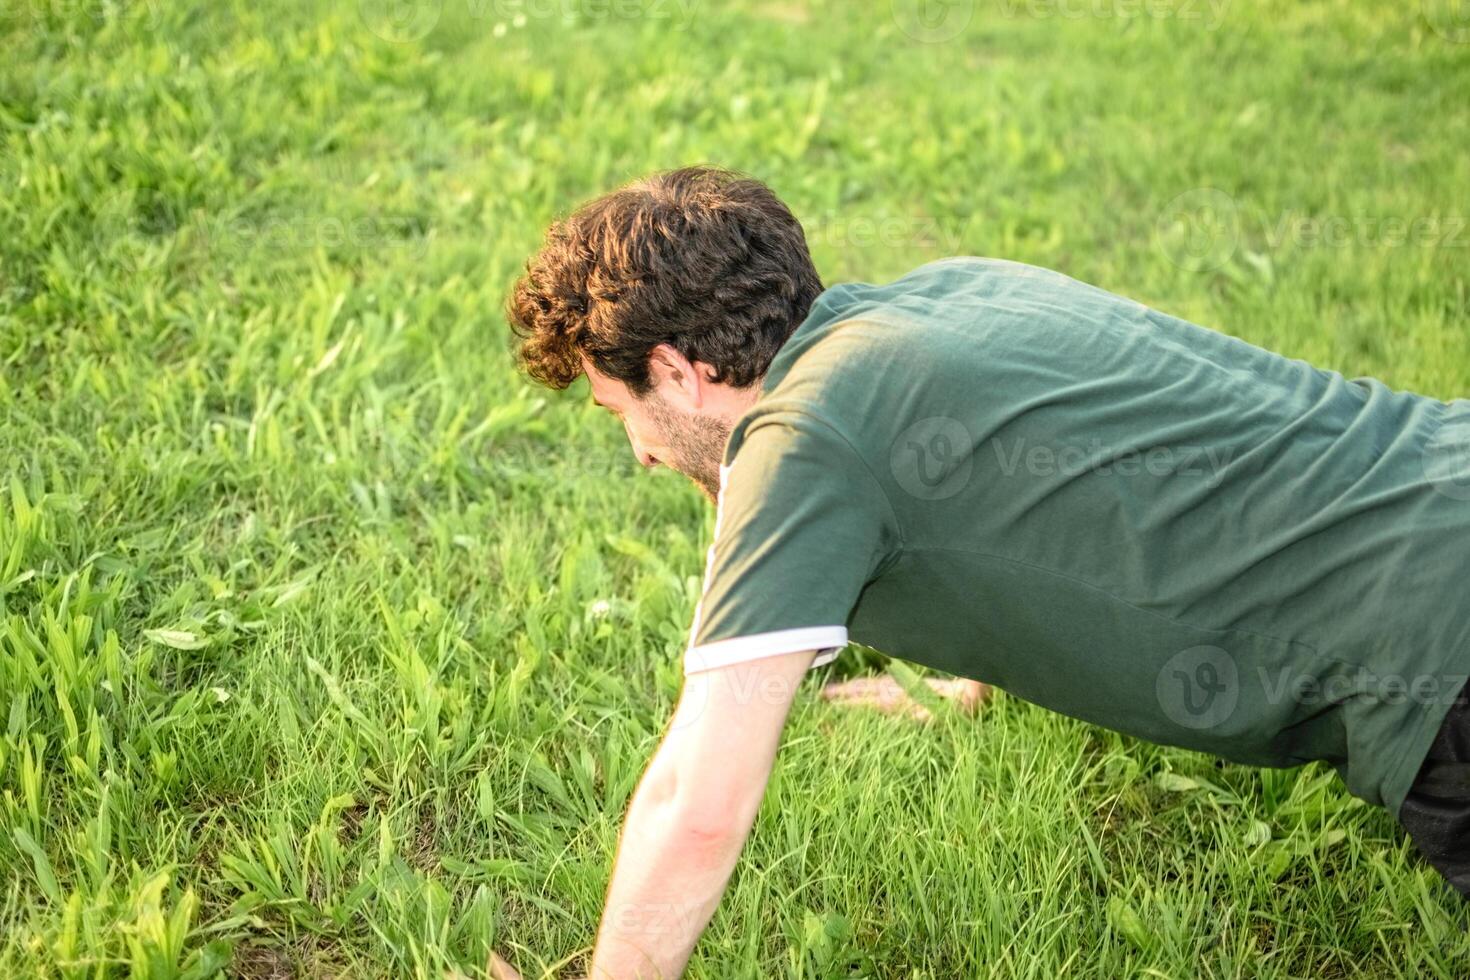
[683,411,898,675]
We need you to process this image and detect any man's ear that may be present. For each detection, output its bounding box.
[647,343,704,409]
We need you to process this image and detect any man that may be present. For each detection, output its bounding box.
[496,166,1470,977]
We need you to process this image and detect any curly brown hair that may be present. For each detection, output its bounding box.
[507,166,823,394]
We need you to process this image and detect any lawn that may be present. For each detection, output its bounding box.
[2,0,1469,976]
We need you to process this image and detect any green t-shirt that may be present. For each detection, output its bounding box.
[684,257,1470,816]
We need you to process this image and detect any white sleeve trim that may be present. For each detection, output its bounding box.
[684,626,848,675]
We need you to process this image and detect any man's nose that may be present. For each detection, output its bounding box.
[625,423,658,469]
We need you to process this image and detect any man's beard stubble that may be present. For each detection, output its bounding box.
[644,393,731,503]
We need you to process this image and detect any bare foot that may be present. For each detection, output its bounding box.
[819,675,991,722]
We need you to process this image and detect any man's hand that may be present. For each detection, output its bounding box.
[579,647,817,979]
[490,662,986,979]
[488,951,521,980]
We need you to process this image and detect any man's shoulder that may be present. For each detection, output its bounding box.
[728,255,1152,483]
[725,401,862,469]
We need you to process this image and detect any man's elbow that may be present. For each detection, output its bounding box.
[641,764,758,851]
[623,795,744,874]
[676,800,752,850]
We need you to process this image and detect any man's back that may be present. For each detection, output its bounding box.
[696,257,1470,816]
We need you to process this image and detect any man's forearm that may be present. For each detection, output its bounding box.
[587,750,755,979]
[581,649,815,978]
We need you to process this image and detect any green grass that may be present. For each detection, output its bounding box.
[2,0,1469,976]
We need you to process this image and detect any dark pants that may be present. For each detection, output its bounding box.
[1397,682,1470,897]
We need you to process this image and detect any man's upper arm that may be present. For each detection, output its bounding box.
[683,411,897,676]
